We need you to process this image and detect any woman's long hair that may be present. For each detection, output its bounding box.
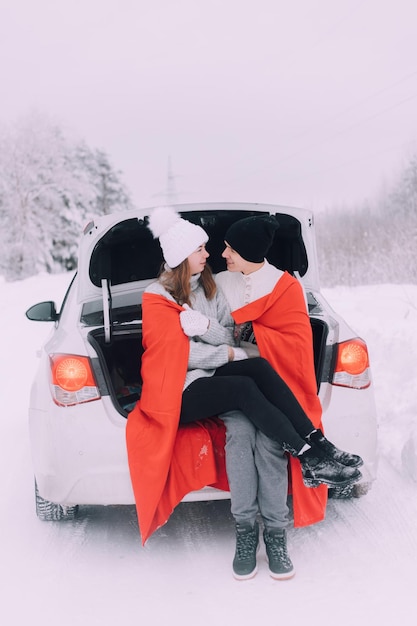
[159,260,216,306]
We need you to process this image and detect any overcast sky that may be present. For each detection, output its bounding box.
[1,0,417,212]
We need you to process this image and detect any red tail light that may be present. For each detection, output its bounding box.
[332,338,371,389]
[50,354,100,406]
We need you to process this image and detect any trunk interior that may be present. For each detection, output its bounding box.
[89,327,144,416]
[88,317,329,418]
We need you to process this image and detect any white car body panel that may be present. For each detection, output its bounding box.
[27,202,379,512]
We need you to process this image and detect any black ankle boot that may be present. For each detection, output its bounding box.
[299,444,362,488]
[308,429,363,468]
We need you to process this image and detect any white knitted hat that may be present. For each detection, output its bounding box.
[147,206,208,268]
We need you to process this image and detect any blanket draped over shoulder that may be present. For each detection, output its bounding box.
[232,271,328,526]
[127,275,327,543]
[126,292,229,544]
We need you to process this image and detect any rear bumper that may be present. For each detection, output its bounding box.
[29,396,133,505]
[29,380,379,507]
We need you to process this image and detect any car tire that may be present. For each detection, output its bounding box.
[328,481,371,499]
[35,480,79,521]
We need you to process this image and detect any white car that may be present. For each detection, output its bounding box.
[26,202,379,521]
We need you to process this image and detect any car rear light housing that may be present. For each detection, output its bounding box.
[49,354,101,406]
[332,338,371,389]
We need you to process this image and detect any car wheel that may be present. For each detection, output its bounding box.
[328,482,371,499]
[351,481,372,497]
[35,481,79,521]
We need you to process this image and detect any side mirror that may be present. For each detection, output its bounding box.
[25,301,59,322]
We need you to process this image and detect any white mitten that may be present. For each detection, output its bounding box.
[232,347,249,361]
[180,305,209,337]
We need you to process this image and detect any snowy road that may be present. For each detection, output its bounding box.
[2,275,417,625]
[3,449,417,626]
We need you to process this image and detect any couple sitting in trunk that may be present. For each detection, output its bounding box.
[127,207,363,581]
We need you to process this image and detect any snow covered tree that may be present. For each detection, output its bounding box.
[0,112,133,280]
[381,156,417,281]
[388,156,417,219]
[316,152,417,286]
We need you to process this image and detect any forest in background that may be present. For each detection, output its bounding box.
[0,113,133,280]
[1,113,416,286]
[316,155,417,286]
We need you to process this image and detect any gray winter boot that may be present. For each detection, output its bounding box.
[263,528,295,580]
[232,521,259,580]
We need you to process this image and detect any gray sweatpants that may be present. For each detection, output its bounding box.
[220,410,289,530]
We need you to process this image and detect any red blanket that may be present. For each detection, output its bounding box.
[127,275,327,543]
[126,293,229,544]
[232,271,328,526]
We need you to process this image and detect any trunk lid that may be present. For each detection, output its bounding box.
[77,202,320,306]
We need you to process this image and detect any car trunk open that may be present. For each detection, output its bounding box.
[83,207,328,416]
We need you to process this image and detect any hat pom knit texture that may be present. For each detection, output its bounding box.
[148,206,180,239]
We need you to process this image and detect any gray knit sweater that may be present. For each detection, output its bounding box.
[145,274,236,389]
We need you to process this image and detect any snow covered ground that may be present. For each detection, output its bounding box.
[1,272,417,626]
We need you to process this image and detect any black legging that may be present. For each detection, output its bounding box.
[180,357,314,454]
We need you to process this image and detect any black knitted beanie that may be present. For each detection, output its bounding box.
[224,215,279,262]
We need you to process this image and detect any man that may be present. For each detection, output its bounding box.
[216,215,361,582]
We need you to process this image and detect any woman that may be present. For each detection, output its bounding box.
[145,207,361,483]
